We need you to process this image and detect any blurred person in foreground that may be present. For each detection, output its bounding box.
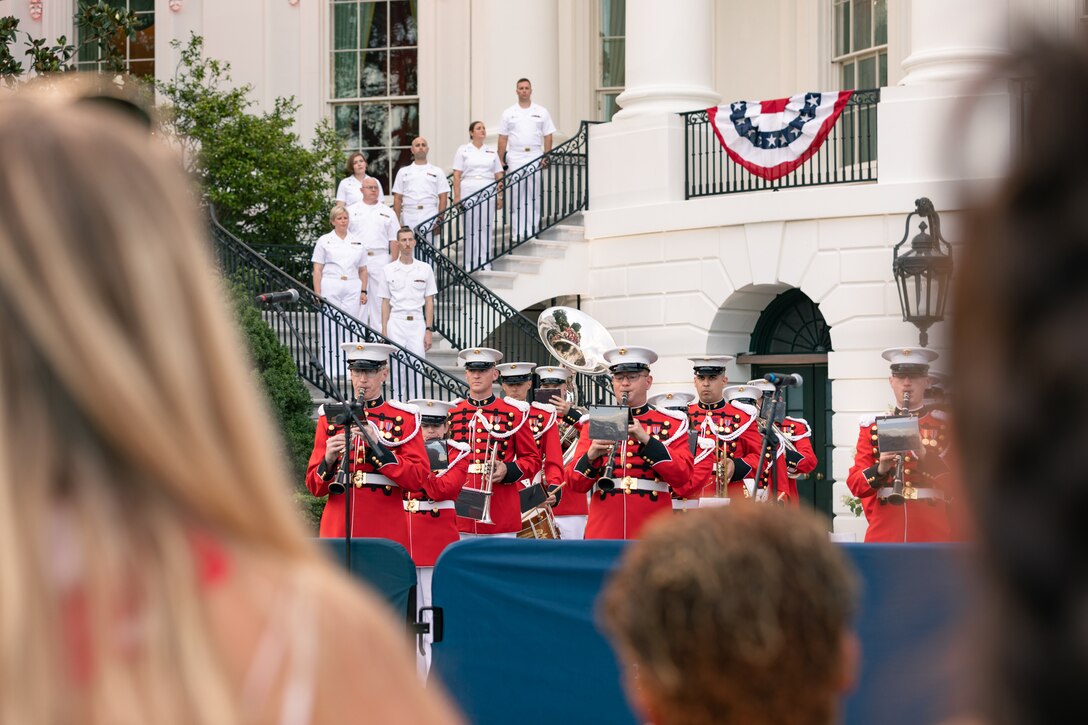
[599,504,859,725]
[0,79,462,725]
[952,36,1088,725]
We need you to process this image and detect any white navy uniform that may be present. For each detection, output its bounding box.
[499,102,556,240]
[378,259,437,400]
[392,162,450,232]
[346,200,399,329]
[311,230,367,375]
[452,143,503,270]
[335,174,385,206]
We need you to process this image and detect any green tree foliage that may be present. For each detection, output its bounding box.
[74,1,140,74]
[231,284,324,532]
[157,34,343,249]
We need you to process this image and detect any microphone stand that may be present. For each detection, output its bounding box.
[755,384,787,501]
[265,300,371,573]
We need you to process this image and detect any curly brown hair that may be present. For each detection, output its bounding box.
[599,504,858,725]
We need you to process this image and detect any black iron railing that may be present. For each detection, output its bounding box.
[209,209,468,403]
[682,89,880,199]
[416,121,598,273]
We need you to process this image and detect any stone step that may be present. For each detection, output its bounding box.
[522,238,572,258]
[490,253,545,274]
[537,223,584,243]
[470,269,518,289]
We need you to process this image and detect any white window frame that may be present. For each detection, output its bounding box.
[596,0,625,121]
[831,0,888,90]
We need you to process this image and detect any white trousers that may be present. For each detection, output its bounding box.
[361,256,389,329]
[554,514,588,541]
[415,565,435,681]
[506,152,542,241]
[401,206,439,238]
[320,275,361,376]
[460,178,496,270]
[386,313,426,400]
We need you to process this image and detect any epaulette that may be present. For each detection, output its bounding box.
[781,416,812,441]
[657,407,688,423]
[387,399,420,415]
[450,397,465,405]
[929,409,948,422]
[732,401,758,416]
[439,438,471,475]
[446,439,469,452]
[317,403,327,418]
[503,396,530,412]
[858,414,877,427]
[530,401,557,414]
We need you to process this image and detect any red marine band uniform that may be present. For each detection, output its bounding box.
[687,387,764,500]
[537,366,589,539]
[567,347,696,539]
[648,391,701,512]
[403,399,469,567]
[450,349,542,536]
[742,379,809,504]
[846,347,956,542]
[305,343,431,546]
[781,416,818,480]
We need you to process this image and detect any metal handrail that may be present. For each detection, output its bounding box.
[406,121,613,404]
[681,89,880,199]
[415,120,598,273]
[208,208,469,403]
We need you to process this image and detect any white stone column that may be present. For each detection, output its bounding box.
[613,0,720,119]
[469,0,559,136]
[900,0,1010,86]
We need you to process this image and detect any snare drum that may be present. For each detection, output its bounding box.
[517,507,561,540]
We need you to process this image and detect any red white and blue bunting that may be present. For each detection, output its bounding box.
[707,90,854,181]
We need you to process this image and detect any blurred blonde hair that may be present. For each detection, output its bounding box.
[0,78,330,723]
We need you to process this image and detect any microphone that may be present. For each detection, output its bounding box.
[764,372,804,387]
[254,288,299,305]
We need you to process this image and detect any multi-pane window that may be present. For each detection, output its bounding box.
[74,0,155,78]
[598,0,625,121]
[832,0,887,90]
[330,0,418,193]
[833,0,884,166]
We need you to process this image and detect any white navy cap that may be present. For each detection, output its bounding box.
[340,341,396,370]
[882,347,938,375]
[458,347,503,370]
[725,384,762,403]
[745,379,775,396]
[536,365,572,383]
[496,362,536,383]
[407,398,454,425]
[604,346,658,373]
[648,391,696,410]
[689,355,734,375]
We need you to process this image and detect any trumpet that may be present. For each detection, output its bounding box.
[455,410,497,523]
[886,391,910,506]
[712,441,730,498]
[596,392,629,491]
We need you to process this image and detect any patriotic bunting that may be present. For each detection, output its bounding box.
[707,90,854,181]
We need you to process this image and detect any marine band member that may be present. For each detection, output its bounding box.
[304,342,431,547]
[686,357,763,501]
[846,347,957,542]
[497,363,563,512]
[537,365,589,539]
[449,348,542,537]
[566,346,696,539]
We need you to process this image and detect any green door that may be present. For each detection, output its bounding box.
[750,363,832,519]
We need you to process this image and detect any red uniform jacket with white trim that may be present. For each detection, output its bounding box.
[305,397,430,546]
[687,400,764,499]
[567,404,695,540]
[552,410,588,516]
[404,439,470,566]
[846,407,956,543]
[449,395,542,535]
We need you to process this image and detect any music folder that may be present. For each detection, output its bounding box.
[587,405,628,442]
[875,415,921,453]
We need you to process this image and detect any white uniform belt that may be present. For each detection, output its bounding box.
[366,249,389,257]
[355,472,398,488]
[390,312,424,321]
[671,499,702,510]
[404,499,455,512]
[877,487,945,501]
[602,477,670,494]
[410,204,438,211]
[466,174,489,180]
[515,146,542,153]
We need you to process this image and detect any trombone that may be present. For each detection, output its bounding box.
[456,410,498,524]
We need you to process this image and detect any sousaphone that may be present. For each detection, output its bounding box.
[536,306,616,375]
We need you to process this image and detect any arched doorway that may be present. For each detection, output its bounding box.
[741,289,833,517]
